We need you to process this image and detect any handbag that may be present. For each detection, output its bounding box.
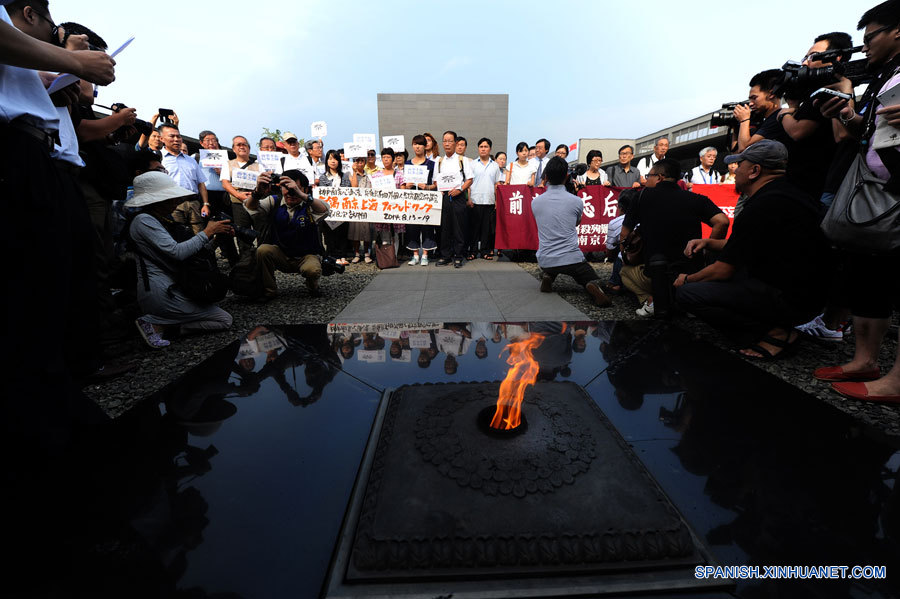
[820,153,900,253]
[375,243,399,269]
[621,225,644,266]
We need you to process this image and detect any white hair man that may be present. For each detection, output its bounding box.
[637,137,669,180]
[688,147,721,185]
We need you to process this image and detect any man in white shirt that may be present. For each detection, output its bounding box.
[159,123,208,233]
[467,137,502,259]
[304,138,325,183]
[279,131,307,174]
[637,137,669,182]
[531,138,551,186]
[689,147,721,185]
[434,130,474,268]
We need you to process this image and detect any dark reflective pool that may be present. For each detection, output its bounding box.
[8,321,899,598]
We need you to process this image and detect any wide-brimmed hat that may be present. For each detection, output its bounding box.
[125,171,194,209]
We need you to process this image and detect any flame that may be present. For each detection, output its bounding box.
[491,333,546,430]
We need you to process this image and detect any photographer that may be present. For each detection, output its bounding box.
[813,0,900,404]
[734,69,790,152]
[244,169,331,300]
[777,32,854,198]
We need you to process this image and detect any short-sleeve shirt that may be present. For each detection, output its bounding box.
[508,160,537,185]
[623,181,724,263]
[867,71,900,180]
[718,177,829,308]
[605,164,641,187]
[161,147,205,193]
[753,110,790,146]
[576,170,609,186]
[404,158,435,187]
[434,153,474,191]
[469,158,501,205]
[689,166,721,185]
[531,184,585,268]
[0,6,59,132]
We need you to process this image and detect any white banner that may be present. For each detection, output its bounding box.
[353,133,377,150]
[315,186,442,225]
[199,149,228,168]
[369,171,397,191]
[436,170,463,192]
[403,164,429,185]
[232,168,259,190]
[327,322,444,334]
[382,135,405,152]
[257,151,283,173]
[310,120,327,138]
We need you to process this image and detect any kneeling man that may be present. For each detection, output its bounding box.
[245,169,330,299]
[532,157,611,307]
[674,140,830,359]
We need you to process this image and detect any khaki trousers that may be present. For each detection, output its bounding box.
[257,243,321,297]
[620,264,653,304]
[172,197,203,234]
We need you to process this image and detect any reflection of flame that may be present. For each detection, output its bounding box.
[491,333,546,430]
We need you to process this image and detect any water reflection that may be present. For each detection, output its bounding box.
[8,321,899,598]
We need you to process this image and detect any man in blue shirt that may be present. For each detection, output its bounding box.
[531,157,612,307]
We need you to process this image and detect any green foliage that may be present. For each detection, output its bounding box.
[260,127,304,146]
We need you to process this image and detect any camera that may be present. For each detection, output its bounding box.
[159,108,175,123]
[210,212,258,244]
[108,102,153,144]
[710,101,748,127]
[774,46,871,100]
[320,255,345,276]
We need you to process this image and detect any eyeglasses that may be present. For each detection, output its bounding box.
[863,24,893,46]
[285,139,299,144]
[646,173,662,179]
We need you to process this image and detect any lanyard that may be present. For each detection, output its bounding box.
[699,168,715,184]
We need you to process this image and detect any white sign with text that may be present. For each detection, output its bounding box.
[353,133,377,150]
[199,149,228,169]
[382,135,405,152]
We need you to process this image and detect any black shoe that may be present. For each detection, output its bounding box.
[540,274,554,293]
[436,258,451,267]
[454,259,463,268]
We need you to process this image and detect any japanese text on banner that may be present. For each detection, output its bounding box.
[315,186,443,225]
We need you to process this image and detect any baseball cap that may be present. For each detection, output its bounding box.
[724,139,788,170]
[282,131,299,142]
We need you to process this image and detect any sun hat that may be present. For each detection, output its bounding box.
[125,171,195,209]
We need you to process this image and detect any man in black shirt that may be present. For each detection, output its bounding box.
[734,69,790,152]
[674,140,830,359]
[620,159,728,318]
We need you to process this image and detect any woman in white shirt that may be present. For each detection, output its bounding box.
[505,141,536,186]
[317,149,352,265]
[575,149,610,188]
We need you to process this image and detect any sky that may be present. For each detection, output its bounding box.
[49,0,868,159]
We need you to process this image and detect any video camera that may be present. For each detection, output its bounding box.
[774,46,870,100]
[710,101,749,127]
[108,102,153,144]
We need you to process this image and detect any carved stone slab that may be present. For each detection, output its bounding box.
[346,381,699,581]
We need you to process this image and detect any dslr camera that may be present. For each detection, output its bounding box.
[320,255,345,276]
[108,102,153,144]
[210,212,258,245]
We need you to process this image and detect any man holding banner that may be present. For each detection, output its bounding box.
[531,157,611,307]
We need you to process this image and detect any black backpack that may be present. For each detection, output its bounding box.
[130,215,229,304]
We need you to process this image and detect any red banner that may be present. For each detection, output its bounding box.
[693,183,738,238]
[494,184,739,251]
[495,185,621,252]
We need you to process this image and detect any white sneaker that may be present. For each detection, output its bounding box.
[795,314,842,341]
[408,254,420,266]
[420,255,429,266]
[635,300,655,318]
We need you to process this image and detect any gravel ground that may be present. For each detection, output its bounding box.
[87,256,899,440]
[518,261,900,439]
[84,262,379,418]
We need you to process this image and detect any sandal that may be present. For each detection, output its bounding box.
[740,331,800,361]
[351,256,360,264]
[482,254,493,260]
[466,254,476,261]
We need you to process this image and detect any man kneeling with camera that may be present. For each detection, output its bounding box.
[244,169,330,299]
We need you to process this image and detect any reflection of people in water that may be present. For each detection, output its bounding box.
[529,322,573,382]
[470,322,499,360]
[436,324,471,376]
[331,332,361,360]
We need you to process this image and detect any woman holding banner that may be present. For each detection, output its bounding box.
[506,142,537,186]
[318,149,352,266]
[404,134,438,265]
[575,150,610,189]
[373,148,406,254]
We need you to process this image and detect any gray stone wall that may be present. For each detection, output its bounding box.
[377,94,509,157]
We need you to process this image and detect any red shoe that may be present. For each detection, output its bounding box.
[831,381,900,403]
[813,365,880,382]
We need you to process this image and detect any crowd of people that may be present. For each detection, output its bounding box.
[2,0,900,459]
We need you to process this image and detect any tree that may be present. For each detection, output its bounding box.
[260,127,304,147]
